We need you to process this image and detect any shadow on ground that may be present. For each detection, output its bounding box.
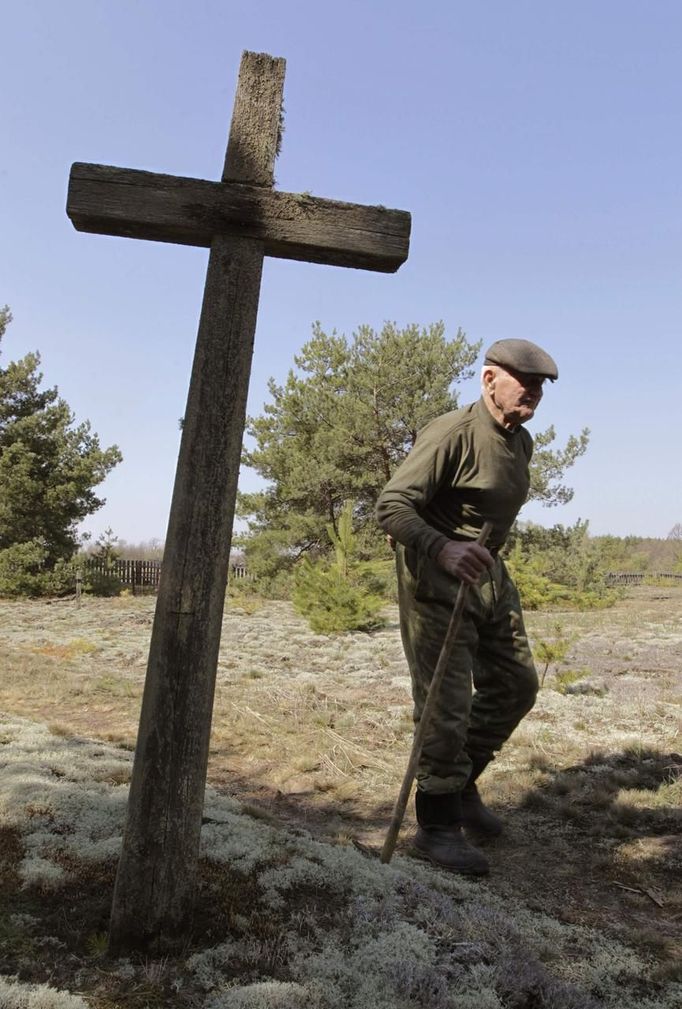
[210,744,682,978]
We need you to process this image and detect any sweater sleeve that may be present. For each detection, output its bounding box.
[375,424,457,559]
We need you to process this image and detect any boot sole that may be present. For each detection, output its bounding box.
[410,845,490,876]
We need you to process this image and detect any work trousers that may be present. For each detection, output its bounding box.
[396,544,538,794]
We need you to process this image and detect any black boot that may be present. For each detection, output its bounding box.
[460,755,504,837]
[413,791,489,875]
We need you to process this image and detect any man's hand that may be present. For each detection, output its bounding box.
[436,540,494,585]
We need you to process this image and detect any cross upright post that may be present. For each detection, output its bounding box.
[67,50,410,952]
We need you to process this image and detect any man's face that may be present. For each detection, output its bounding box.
[485,366,546,428]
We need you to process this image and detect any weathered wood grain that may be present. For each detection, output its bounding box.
[222,50,285,184]
[108,52,283,953]
[67,163,410,272]
[109,234,266,951]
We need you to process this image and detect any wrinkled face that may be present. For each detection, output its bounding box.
[482,365,546,428]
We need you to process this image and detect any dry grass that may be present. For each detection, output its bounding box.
[0,585,681,1006]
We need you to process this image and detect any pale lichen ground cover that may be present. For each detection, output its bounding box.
[0,587,680,1007]
[0,711,679,1008]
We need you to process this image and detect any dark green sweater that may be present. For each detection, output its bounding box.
[376,398,533,559]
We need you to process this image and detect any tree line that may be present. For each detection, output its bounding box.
[3,306,678,607]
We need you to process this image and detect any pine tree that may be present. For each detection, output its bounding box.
[239,322,480,577]
[292,501,386,633]
[0,308,122,595]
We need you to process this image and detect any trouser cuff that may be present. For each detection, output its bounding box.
[415,789,461,828]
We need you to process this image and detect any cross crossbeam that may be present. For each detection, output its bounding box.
[66,50,410,952]
[68,163,410,271]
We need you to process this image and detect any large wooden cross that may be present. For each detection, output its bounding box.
[67,52,409,951]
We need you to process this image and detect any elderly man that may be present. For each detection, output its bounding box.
[376,338,558,875]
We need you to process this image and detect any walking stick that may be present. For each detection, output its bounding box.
[380,521,493,864]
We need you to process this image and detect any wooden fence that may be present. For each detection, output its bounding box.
[81,558,251,594]
[83,558,162,591]
[77,561,681,595]
[605,571,682,585]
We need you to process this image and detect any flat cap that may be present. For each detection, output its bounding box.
[484,339,558,381]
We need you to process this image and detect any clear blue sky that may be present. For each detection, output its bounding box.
[2,1,681,543]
